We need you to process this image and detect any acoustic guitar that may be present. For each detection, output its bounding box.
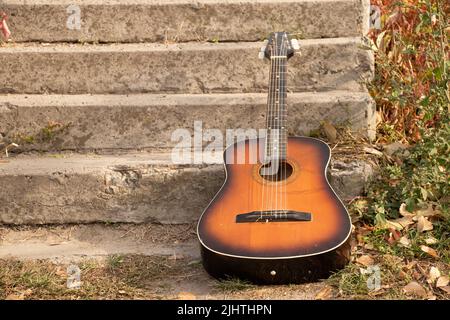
[197,32,351,284]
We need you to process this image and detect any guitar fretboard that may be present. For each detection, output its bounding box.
[265,56,287,161]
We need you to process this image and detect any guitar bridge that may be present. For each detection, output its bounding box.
[235,210,312,223]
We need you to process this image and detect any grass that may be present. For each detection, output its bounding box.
[329,255,413,299]
[214,277,256,293]
[0,255,203,300]
[12,121,71,147]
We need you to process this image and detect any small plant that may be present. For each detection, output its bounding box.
[107,255,124,270]
[367,0,449,143]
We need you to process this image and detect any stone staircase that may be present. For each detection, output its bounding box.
[0,0,375,229]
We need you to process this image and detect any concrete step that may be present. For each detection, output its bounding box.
[3,0,370,43]
[0,152,373,225]
[0,91,376,152]
[0,223,199,261]
[0,39,373,94]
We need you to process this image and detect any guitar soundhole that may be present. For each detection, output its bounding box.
[259,160,294,181]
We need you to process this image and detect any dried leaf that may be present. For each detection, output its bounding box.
[399,236,411,247]
[0,13,11,40]
[22,289,32,297]
[417,216,433,232]
[392,216,415,229]
[420,245,439,259]
[428,267,441,283]
[403,281,427,298]
[315,286,333,300]
[415,205,441,218]
[363,146,383,157]
[424,237,438,245]
[177,291,197,300]
[399,203,415,217]
[5,294,25,300]
[436,276,449,288]
[390,228,401,241]
[322,121,337,143]
[385,220,404,231]
[439,286,450,294]
[356,255,375,267]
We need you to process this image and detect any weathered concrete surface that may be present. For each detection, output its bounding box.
[0,91,376,152]
[3,0,370,42]
[0,39,373,94]
[329,159,374,200]
[0,224,199,262]
[0,153,372,225]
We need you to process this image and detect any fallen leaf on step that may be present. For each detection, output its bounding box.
[399,203,415,217]
[356,255,375,267]
[420,245,439,259]
[403,281,427,298]
[399,236,411,247]
[436,276,449,288]
[322,121,337,143]
[315,285,333,300]
[178,291,197,300]
[417,216,433,232]
[428,267,441,283]
[424,237,438,245]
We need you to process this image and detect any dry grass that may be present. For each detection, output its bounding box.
[0,255,202,300]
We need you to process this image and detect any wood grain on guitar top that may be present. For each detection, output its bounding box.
[197,137,351,259]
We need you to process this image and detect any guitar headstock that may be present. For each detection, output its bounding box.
[259,32,300,60]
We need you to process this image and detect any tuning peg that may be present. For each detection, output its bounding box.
[291,38,300,50]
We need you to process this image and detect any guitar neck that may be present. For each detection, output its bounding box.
[265,56,287,161]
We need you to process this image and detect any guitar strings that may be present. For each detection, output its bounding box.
[260,34,290,219]
[268,36,278,220]
[278,36,286,218]
[274,36,281,219]
[269,35,277,219]
[282,38,287,218]
[260,38,274,218]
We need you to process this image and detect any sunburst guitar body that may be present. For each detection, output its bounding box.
[197,32,351,284]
